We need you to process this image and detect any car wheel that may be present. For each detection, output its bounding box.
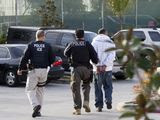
[4,70,18,87]
[113,72,127,80]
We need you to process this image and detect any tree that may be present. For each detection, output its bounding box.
[64,0,86,14]
[37,0,62,27]
[107,0,132,29]
[23,0,44,15]
[90,0,110,13]
[26,0,44,10]
[55,0,86,16]
[90,0,102,12]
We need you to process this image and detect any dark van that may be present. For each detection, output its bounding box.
[7,26,97,70]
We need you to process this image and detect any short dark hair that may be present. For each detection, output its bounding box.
[75,29,84,38]
[98,28,106,34]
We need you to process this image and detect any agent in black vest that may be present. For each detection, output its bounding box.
[64,29,98,115]
[17,30,55,118]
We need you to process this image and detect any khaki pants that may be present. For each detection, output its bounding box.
[25,68,48,110]
[71,66,91,109]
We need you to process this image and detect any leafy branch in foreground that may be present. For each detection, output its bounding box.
[110,28,160,120]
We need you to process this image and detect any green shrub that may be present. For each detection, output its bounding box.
[0,33,7,44]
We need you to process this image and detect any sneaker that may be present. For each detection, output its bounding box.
[32,105,41,118]
[83,101,91,112]
[73,109,81,115]
[96,107,102,112]
[83,105,91,112]
[106,102,112,109]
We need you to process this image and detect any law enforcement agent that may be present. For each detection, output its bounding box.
[17,30,55,118]
[64,29,98,115]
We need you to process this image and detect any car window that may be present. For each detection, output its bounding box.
[8,46,26,58]
[133,31,146,41]
[12,30,23,40]
[0,47,10,59]
[10,30,34,42]
[84,33,97,43]
[45,32,60,44]
[112,31,127,40]
[61,33,75,46]
[148,31,160,41]
[24,31,36,41]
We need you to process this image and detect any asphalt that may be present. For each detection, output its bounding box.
[0,75,160,120]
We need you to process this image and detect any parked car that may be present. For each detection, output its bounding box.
[112,28,160,46]
[0,44,64,87]
[7,26,97,70]
[111,28,160,80]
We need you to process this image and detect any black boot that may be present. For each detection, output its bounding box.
[32,105,41,118]
[106,102,112,109]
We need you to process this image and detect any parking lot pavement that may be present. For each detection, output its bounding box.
[53,71,71,84]
[0,79,138,120]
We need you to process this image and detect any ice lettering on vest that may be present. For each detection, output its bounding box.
[34,44,45,51]
[37,48,42,51]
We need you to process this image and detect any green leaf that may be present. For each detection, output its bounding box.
[137,57,151,71]
[145,101,156,112]
[116,51,126,62]
[119,111,137,119]
[131,38,141,49]
[151,73,160,89]
[125,60,134,78]
[136,93,146,108]
[126,28,133,41]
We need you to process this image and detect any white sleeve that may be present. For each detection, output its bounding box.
[91,41,98,52]
[103,44,116,66]
[91,41,100,65]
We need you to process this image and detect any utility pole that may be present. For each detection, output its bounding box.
[101,0,104,28]
[15,0,18,25]
[61,0,64,24]
[135,0,138,28]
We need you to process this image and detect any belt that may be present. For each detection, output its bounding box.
[37,81,46,87]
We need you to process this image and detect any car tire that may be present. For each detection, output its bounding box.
[4,70,18,87]
[113,72,127,80]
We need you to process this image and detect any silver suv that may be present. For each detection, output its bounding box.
[112,28,160,46]
[111,28,160,80]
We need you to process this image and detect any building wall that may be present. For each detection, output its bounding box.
[0,0,26,16]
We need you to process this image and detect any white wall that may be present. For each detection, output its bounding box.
[0,0,26,16]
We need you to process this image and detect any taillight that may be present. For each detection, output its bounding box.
[52,60,63,66]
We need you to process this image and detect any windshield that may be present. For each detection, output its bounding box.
[84,32,97,43]
[8,46,27,58]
